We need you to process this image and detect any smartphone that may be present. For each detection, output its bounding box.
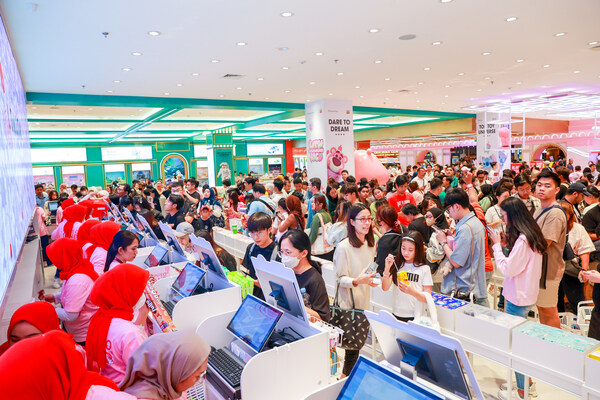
[365,262,378,275]
[486,225,498,235]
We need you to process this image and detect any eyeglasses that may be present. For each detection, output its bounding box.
[249,230,267,238]
[354,217,373,223]
[277,250,297,257]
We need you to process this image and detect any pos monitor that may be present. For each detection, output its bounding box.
[337,355,444,400]
[189,235,228,280]
[136,214,160,242]
[158,221,186,256]
[364,310,483,400]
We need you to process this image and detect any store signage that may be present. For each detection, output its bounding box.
[476,112,511,171]
[373,151,398,158]
[292,147,306,156]
[247,143,284,155]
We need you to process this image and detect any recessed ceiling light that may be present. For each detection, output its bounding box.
[211,59,220,63]
[237,42,247,46]
[337,72,344,76]
[482,51,491,56]
[177,83,183,86]
[328,93,333,96]
[484,76,491,79]
[374,60,382,64]
[355,85,360,89]
[384,77,391,81]
[164,92,170,95]
[440,0,453,3]
[309,81,316,85]
[113,80,121,83]
[359,95,364,98]
[432,41,442,45]
[264,97,270,100]
[257,77,264,81]
[236,87,242,90]
[284,90,291,93]
[424,67,431,71]
[131,52,142,56]
[413,91,418,94]
[106,90,113,93]
[416,100,421,103]
[385,97,390,100]
[457,72,465,76]
[31,106,37,109]
[122,67,132,71]
[574,70,581,74]
[387,89,393,92]
[516,59,525,63]
[516,81,522,85]
[505,16,518,22]
[369,28,380,33]
[418,81,424,85]
[445,84,451,88]
[315,52,324,56]
[219,94,225,98]
[555,32,566,37]
[282,66,289,70]
[543,64,551,68]
[589,41,599,46]
[192,73,199,76]
[148,31,161,36]
[444,95,449,98]
[129,114,135,117]
[476,88,483,91]
[281,11,293,17]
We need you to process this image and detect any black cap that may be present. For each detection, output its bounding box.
[569,182,591,196]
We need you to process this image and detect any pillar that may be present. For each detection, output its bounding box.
[305,99,355,184]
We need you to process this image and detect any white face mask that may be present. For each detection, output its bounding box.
[133,294,147,312]
[281,254,300,269]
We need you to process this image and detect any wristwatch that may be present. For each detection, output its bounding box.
[440,242,447,247]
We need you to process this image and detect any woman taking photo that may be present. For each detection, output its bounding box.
[279,230,330,322]
[487,197,546,400]
[308,194,334,261]
[374,205,403,275]
[333,203,377,376]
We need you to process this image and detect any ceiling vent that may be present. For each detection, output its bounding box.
[221,74,244,80]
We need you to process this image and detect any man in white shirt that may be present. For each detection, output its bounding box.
[411,167,428,192]
[270,178,287,204]
[569,165,583,182]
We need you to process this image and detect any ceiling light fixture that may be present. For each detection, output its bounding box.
[424,67,431,71]
[482,51,491,56]
[387,89,393,92]
[148,31,161,36]
[106,90,113,93]
[131,52,142,56]
[555,32,566,37]
[440,0,453,3]
[211,59,220,63]
[355,85,360,89]
[399,34,417,40]
[315,52,323,56]
[574,70,581,74]
[284,90,291,93]
[264,97,270,100]
[418,81,424,85]
[113,80,121,83]
[177,83,183,86]
[309,81,316,85]
[219,94,225,97]
[457,72,465,76]
[505,16,518,22]
[384,77,391,81]
[445,84,451,88]
[359,95,364,98]
[589,41,599,46]
[516,59,525,63]
[278,47,288,51]
[122,67,132,71]
[282,66,289,70]
[432,41,442,45]
[237,42,247,46]
[281,11,293,17]
[374,60,382,64]
[236,87,242,90]
[543,64,551,68]
[484,76,491,79]
[444,95,449,98]
[328,93,333,96]
[369,28,380,33]
[476,88,483,91]
[516,81,522,85]
[337,72,344,76]
[164,92,170,95]
[257,77,264,81]
[192,72,199,76]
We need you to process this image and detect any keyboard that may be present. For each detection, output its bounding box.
[186,381,205,400]
[160,300,175,317]
[208,347,244,388]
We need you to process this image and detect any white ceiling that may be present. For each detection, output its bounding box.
[1,0,599,114]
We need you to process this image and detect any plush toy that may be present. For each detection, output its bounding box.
[326,146,348,180]
[217,162,231,181]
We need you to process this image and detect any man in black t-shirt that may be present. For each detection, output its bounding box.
[240,212,280,299]
[182,178,202,216]
[165,194,185,228]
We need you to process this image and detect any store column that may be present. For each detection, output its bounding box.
[476,112,511,171]
[206,127,234,187]
[305,99,355,184]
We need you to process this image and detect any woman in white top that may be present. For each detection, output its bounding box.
[485,185,512,233]
[333,203,377,376]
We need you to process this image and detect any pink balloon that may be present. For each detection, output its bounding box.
[354,149,390,185]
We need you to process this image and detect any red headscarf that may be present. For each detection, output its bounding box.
[85,221,121,258]
[0,330,119,399]
[47,238,99,282]
[86,263,149,370]
[77,219,101,245]
[77,199,94,219]
[62,204,88,239]
[0,302,60,356]
[61,198,75,210]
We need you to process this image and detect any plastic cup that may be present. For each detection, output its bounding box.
[397,270,409,285]
[232,224,238,234]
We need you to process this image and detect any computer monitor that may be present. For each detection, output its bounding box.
[170,262,207,303]
[47,201,58,212]
[190,235,228,280]
[158,222,186,256]
[395,333,472,399]
[226,294,283,353]
[337,355,444,400]
[144,245,169,268]
[136,214,160,242]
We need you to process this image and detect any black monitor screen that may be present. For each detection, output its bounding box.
[144,245,169,268]
[226,295,283,353]
[170,263,206,302]
[337,356,444,400]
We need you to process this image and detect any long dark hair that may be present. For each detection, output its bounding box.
[499,197,547,254]
[480,184,497,205]
[312,194,329,213]
[334,200,351,223]
[280,229,322,274]
[376,205,401,233]
[138,208,159,228]
[286,195,305,230]
[347,203,375,248]
[228,189,240,212]
[391,230,426,286]
[104,230,139,272]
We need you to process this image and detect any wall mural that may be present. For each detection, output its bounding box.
[161,153,188,182]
